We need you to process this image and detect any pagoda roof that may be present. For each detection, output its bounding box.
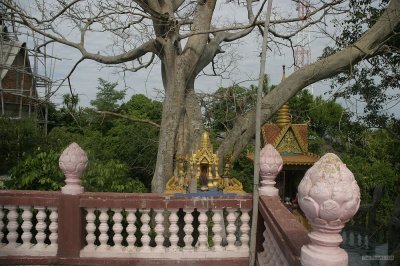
[261,123,319,166]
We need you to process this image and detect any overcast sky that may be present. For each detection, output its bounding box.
[15,0,390,118]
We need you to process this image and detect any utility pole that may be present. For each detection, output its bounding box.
[249,0,273,265]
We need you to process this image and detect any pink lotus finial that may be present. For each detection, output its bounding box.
[259,144,283,196]
[59,142,88,195]
[298,153,360,266]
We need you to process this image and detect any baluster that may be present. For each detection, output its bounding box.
[183,208,194,251]
[0,206,3,247]
[263,223,272,263]
[226,208,237,251]
[5,205,19,248]
[168,209,179,252]
[154,209,165,252]
[112,208,123,251]
[197,208,208,251]
[126,208,137,251]
[20,206,33,248]
[239,209,250,251]
[140,209,151,252]
[85,208,96,251]
[212,210,223,251]
[48,208,58,246]
[35,207,47,249]
[98,208,110,251]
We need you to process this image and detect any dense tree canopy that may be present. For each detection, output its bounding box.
[3,0,400,193]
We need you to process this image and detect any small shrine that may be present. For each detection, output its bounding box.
[165,131,244,195]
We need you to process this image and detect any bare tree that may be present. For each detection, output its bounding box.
[4,0,400,192]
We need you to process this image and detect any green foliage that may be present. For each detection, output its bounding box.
[0,118,43,174]
[322,0,400,128]
[231,146,254,193]
[90,78,126,112]
[121,94,162,123]
[82,160,146,193]
[6,149,64,191]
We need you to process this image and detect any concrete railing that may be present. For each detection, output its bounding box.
[0,143,361,265]
[0,190,252,265]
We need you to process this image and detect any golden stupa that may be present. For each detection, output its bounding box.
[165,131,244,194]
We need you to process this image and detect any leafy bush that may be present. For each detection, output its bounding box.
[6,149,146,193]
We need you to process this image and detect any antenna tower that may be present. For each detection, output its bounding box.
[294,0,313,94]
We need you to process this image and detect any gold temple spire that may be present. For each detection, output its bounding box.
[276,65,291,128]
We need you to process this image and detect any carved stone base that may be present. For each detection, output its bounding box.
[301,244,347,266]
[258,187,279,197]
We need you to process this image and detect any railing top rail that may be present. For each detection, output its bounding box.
[258,195,309,266]
[0,190,60,206]
[79,192,253,209]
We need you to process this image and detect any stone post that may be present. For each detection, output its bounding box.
[57,142,87,258]
[259,144,283,196]
[59,142,88,195]
[298,153,360,266]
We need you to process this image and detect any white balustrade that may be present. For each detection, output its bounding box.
[78,206,251,259]
[168,209,179,252]
[35,207,47,249]
[239,209,250,251]
[258,222,289,266]
[112,209,123,252]
[0,207,3,248]
[197,209,208,251]
[183,208,194,251]
[79,208,96,256]
[225,208,237,251]
[0,205,58,256]
[140,209,151,252]
[48,208,58,246]
[20,206,33,249]
[98,208,110,251]
[5,205,19,250]
[125,208,137,252]
[212,210,223,251]
[154,209,165,252]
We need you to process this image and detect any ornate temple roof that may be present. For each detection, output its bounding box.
[255,65,319,166]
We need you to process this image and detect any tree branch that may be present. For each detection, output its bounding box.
[217,0,400,161]
[96,111,160,128]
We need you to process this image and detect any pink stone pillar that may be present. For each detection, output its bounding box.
[259,144,283,197]
[59,142,88,195]
[298,153,360,266]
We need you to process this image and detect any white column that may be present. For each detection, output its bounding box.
[0,206,4,248]
[47,207,58,255]
[140,209,151,252]
[168,209,179,252]
[154,209,165,252]
[98,208,110,251]
[35,207,47,249]
[183,208,194,251]
[126,208,137,251]
[20,206,33,248]
[112,208,123,251]
[84,208,97,251]
[5,205,19,248]
[197,208,209,251]
[239,209,250,251]
[212,210,223,251]
[225,208,237,251]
